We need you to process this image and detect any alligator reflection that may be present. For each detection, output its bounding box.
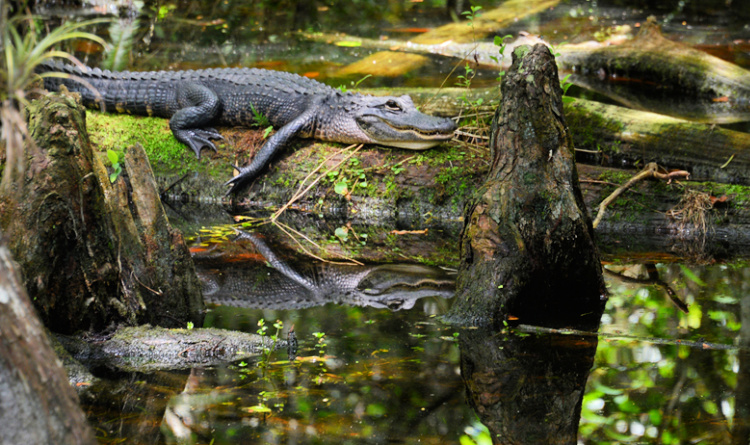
[459,328,598,444]
[195,230,455,310]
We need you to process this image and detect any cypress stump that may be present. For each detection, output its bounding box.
[0,91,204,334]
[444,44,607,329]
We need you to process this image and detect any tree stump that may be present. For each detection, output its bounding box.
[444,44,607,329]
[0,236,95,444]
[0,92,204,333]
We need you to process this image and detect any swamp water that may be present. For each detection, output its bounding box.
[78,214,750,444]
[44,0,750,443]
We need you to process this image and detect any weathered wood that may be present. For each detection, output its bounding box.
[558,18,750,123]
[444,44,607,329]
[336,0,559,77]
[0,92,203,334]
[0,235,95,445]
[566,98,750,185]
[57,326,287,372]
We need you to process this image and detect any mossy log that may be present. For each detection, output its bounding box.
[0,92,204,334]
[444,44,607,329]
[80,104,750,262]
[57,326,286,372]
[566,98,750,185]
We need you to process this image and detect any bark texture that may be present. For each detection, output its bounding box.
[444,44,607,328]
[0,236,95,445]
[0,92,203,334]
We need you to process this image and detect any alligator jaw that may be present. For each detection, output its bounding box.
[356,114,457,150]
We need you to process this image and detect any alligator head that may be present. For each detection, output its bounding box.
[353,264,456,310]
[329,94,457,149]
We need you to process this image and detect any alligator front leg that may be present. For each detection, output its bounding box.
[225,111,314,195]
[170,82,224,158]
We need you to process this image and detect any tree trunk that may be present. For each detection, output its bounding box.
[444,44,607,329]
[0,235,95,445]
[0,92,203,334]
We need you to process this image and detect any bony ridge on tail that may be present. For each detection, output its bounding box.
[39,61,457,195]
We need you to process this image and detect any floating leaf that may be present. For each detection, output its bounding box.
[243,405,272,413]
[335,40,362,47]
[334,181,348,195]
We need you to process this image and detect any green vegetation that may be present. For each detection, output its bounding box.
[338,74,372,93]
[106,149,123,183]
[0,6,106,188]
[255,318,284,366]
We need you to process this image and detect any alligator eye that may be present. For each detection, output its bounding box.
[385,100,402,111]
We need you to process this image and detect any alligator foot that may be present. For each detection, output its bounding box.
[224,164,260,196]
[174,128,223,159]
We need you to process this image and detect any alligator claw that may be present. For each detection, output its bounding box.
[174,128,223,158]
[224,164,262,196]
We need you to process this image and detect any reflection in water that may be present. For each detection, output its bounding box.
[196,229,455,311]
[459,328,598,444]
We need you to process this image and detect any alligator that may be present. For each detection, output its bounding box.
[195,230,455,310]
[38,61,457,194]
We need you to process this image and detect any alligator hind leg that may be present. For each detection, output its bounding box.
[170,82,224,158]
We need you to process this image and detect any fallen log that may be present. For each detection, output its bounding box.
[57,326,287,372]
[79,103,750,262]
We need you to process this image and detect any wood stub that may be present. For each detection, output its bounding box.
[445,44,607,329]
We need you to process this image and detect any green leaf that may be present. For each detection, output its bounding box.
[102,20,137,71]
[106,149,119,165]
[678,264,706,286]
[460,436,476,445]
[335,41,362,47]
[263,126,273,139]
[334,181,348,195]
[334,226,349,241]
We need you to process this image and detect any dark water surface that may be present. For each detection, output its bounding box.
[78,217,750,444]
[43,0,750,443]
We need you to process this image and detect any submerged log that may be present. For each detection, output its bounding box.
[0,92,203,334]
[0,235,95,445]
[444,44,607,329]
[57,326,287,372]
